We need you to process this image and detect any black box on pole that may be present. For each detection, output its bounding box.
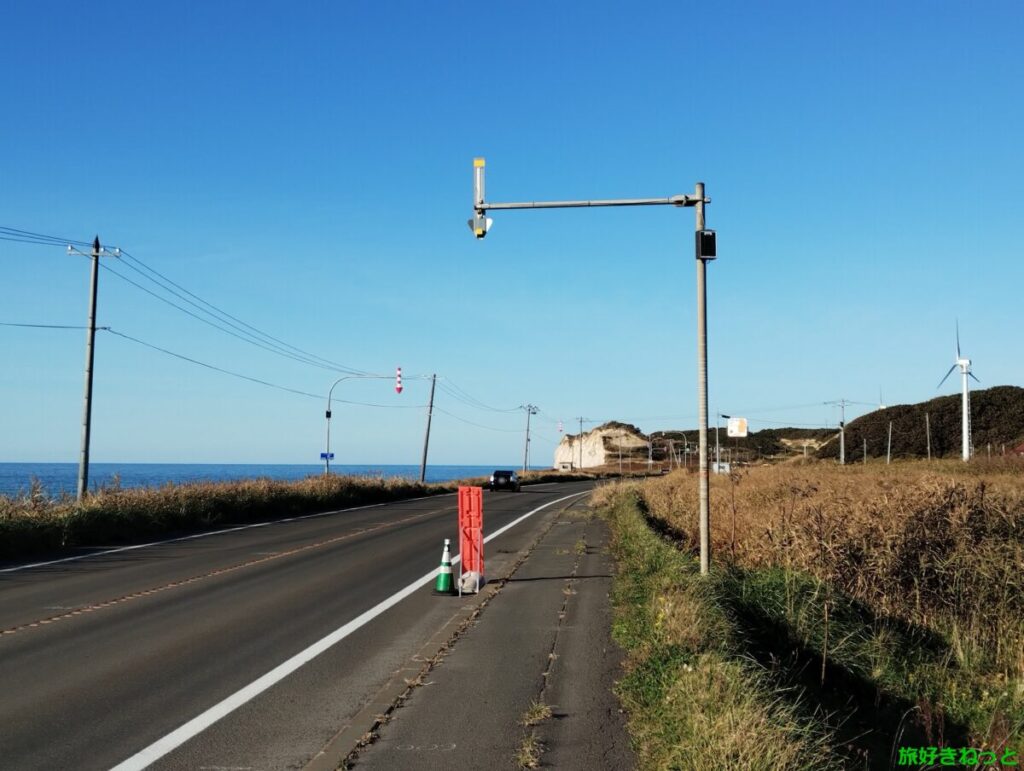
[696,229,717,260]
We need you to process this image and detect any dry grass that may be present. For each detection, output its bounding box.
[630,458,1024,748]
[521,699,553,726]
[604,488,839,769]
[0,473,453,560]
[515,731,544,768]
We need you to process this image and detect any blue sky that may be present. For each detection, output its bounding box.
[2,1,1022,467]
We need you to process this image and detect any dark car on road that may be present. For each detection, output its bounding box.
[488,469,520,491]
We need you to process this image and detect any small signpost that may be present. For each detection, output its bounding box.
[457,486,484,595]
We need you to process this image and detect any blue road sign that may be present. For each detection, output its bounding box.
[320,452,335,460]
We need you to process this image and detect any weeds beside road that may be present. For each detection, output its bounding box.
[597,458,1024,769]
[0,469,597,562]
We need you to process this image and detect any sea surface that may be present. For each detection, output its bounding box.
[0,463,525,499]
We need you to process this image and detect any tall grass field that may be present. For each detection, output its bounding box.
[597,458,1023,769]
[0,469,596,561]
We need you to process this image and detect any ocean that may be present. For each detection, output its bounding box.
[0,463,524,499]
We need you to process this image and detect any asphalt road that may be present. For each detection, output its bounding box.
[0,480,597,770]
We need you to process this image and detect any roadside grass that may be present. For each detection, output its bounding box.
[598,459,1024,766]
[515,731,543,769]
[0,469,608,562]
[521,699,553,726]
[0,469,608,561]
[599,485,839,770]
[0,474,455,561]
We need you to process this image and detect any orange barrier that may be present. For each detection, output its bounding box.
[458,486,484,593]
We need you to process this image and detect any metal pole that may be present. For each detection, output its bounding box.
[324,374,397,475]
[77,236,101,502]
[695,182,710,576]
[715,415,720,472]
[578,417,585,470]
[962,372,970,461]
[887,421,892,464]
[926,412,932,460]
[324,405,332,475]
[419,374,436,483]
[522,405,536,472]
[840,401,846,465]
[324,377,354,476]
[863,437,867,465]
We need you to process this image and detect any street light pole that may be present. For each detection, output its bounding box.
[714,412,731,474]
[470,159,714,573]
[522,404,538,472]
[695,183,713,574]
[825,399,849,465]
[325,373,402,475]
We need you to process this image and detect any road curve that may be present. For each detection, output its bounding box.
[0,480,597,770]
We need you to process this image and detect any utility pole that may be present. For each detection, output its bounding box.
[925,413,932,461]
[419,374,437,483]
[522,404,538,472]
[825,399,849,465]
[694,183,713,574]
[887,421,893,464]
[575,416,588,470]
[66,236,118,501]
[469,159,713,573]
[77,236,102,501]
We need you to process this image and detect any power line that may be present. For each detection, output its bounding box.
[1,321,106,330]
[97,260,364,375]
[104,328,324,400]
[118,249,368,375]
[433,407,522,433]
[103,328,426,409]
[3,224,371,376]
[436,378,520,412]
[0,225,94,248]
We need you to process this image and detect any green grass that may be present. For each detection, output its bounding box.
[602,488,839,770]
[598,480,1024,768]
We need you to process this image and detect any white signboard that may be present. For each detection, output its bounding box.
[727,417,748,438]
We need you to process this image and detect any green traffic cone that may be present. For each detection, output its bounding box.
[433,538,454,594]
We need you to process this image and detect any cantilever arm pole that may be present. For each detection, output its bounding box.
[478,194,704,211]
[470,158,712,574]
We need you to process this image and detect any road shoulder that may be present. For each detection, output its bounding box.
[337,496,635,771]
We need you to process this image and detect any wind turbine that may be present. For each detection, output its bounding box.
[937,323,980,461]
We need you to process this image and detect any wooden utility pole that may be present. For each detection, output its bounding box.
[77,236,101,502]
[419,374,436,483]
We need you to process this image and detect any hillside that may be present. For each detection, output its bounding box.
[815,385,1024,460]
[656,427,834,460]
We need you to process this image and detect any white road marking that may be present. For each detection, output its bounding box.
[110,490,590,770]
